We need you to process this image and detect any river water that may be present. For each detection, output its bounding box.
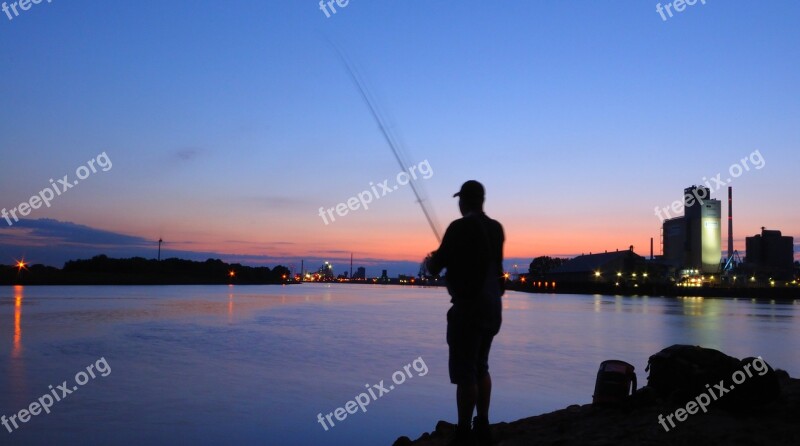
[1,284,798,445]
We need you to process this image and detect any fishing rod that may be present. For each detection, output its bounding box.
[329,42,443,244]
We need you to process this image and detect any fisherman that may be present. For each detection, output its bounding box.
[425,180,505,446]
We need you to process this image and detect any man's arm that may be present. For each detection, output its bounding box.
[426,222,458,276]
[497,222,506,294]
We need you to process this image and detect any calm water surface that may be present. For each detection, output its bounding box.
[1,284,799,445]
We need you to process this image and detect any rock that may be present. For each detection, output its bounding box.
[392,436,413,446]
[394,376,800,445]
[434,420,455,435]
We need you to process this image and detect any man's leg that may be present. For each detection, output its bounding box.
[476,372,492,419]
[457,381,477,428]
[473,334,495,445]
[447,306,479,443]
[475,334,494,419]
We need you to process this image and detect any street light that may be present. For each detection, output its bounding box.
[15,259,28,283]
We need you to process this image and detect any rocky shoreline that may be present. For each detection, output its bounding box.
[393,372,800,446]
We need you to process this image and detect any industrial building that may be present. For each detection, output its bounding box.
[661,186,721,274]
[745,228,794,275]
[352,266,366,280]
[548,248,649,283]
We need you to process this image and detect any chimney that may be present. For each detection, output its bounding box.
[728,186,734,258]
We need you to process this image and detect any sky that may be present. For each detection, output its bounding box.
[1,0,799,276]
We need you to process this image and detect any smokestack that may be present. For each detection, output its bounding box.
[728,186,734,258]
[650,237,654,260]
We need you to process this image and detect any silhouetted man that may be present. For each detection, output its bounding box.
[425,180,505,446]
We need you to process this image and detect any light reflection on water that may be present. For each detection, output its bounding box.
[1,285,798,446]
[13,285,22,358]
[9,285,27,413]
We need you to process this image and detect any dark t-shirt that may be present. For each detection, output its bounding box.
[428,212,505,305]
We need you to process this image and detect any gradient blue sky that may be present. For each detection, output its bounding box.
[1,0,798,276]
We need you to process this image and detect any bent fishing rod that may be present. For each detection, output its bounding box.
[329,42,442,244]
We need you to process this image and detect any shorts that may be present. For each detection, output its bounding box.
[446,304,497,385]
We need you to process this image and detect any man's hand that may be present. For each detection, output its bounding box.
[423,252,434,271]
[421,251,440,278]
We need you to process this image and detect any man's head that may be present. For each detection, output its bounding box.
[453,180,485,215]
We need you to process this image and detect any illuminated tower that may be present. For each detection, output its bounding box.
[662,186,722,274]
[684,186,721,273]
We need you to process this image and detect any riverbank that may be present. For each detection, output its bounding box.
[506,282,800,300]
[0,256,292,285]
[338,280,800,300]
[393,372,800,445]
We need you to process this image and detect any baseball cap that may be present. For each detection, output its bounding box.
[453,180,485,200]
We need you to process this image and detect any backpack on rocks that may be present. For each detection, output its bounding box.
[645,345,780,411]
[592,360,637,406]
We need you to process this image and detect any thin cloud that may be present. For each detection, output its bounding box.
[0,219,151,248]
[174,148,202,161]
[235,195,313,210]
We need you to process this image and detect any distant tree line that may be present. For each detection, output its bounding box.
[0,255,292,285]
[528,256,569,279]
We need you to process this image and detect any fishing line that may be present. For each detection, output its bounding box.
[329,41,442,244]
